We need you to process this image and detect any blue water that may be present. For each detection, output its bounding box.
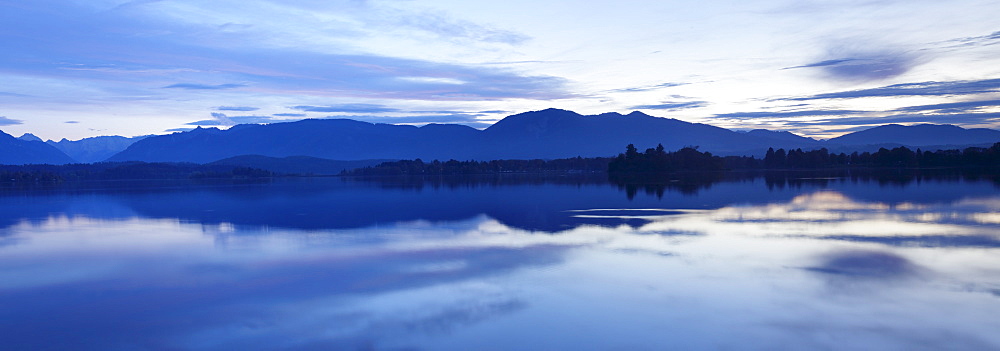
[1,175,998,350]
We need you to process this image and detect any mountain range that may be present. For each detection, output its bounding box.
[45,135,153,163]
[0,132,75,165]
[2,108,999,166]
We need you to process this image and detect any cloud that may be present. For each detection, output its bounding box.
[64,121,80,124]
[217,106,259,111]
[893,99,1000,113]
[944,30,1000,48]
[787,47,920,82]
[293,104,400,113]
[0,117,23,126]
[330,113,484,125]
[786,78,1000,100]
[713,109,866,119]
[610,82,687,93]
[783,58,857,69]
[228,115,278,124]
[186,120,228,126]
[273,113,306,117]
[383,8,530,45]
[163,83,248,90]
[187,112,279,126]
[629,101,707,111]
[0,1,570,103]
[784,112,1000,127]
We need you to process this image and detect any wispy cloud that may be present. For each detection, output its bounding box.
[785,78,1000,101]
[784,112,1000,127]
[892,99,1000,113]
[335,113,485,125]
[378,7,530,45]
[942,30,1000,48]
[64,121,80,124]
[629,101,708,111]
[186,112,279,126]
[293,104,400,113]
[185,120,228,126]
[0,117,23,126]
[783,58,857,69]
[273,113,306,117]
[164,83,248,90]
[217,106,259,111]
[713,109,866,119]
[610,82,687,93]
[0,1,570,105]
[786,46,920,82]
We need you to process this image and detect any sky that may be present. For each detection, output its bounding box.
[2,0,1000,141]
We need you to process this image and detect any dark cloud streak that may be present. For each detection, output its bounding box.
[892,99,1000,113]
[713,109,865,119]
[787,48,919,82]
[630,101,708,111]
[293,104,399,113]
[785,78,1000,101]
[0,117,24,126]
[782,112,1000,127]
[164,83,247,90]
[329,114,484,125]
[610,82,687,93]
[217,106,259,111]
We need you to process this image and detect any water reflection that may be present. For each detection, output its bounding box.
[1,171,997,235]
[806,250,921,279]
[0,175,998,349]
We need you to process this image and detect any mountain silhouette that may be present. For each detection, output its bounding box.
[827,124,1000,147]
[745,129,819,144]
[47,135,152,163]
[0,130,75,165]
[17,133,43,142]
[108,109,821,163]
[10,110,1000,165]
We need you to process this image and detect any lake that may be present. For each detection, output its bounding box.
[1,173,998,350]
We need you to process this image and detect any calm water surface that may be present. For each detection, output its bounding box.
[1,175,998,350]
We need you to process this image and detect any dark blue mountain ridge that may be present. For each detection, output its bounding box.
[46,135,152,163]
[0,130,75,165]
[108,108,824,163]
[18,133,43,142]
[827,123,1000,146]
[745,129,819,144]
[7,109,1000,165]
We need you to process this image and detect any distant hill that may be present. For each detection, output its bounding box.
[47,135,152,163]
[478,109,821,159]
[745,129,818,144]
[0,130,75,165]
[108,109,821,163]
[207,155,392,175]
[17,110,1000,165]
[17,133,43,142]
[826,124,1000,147]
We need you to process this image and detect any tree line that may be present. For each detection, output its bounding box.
[341,157,611,176]
[0,162,274,183]
[609,142,1000,174]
